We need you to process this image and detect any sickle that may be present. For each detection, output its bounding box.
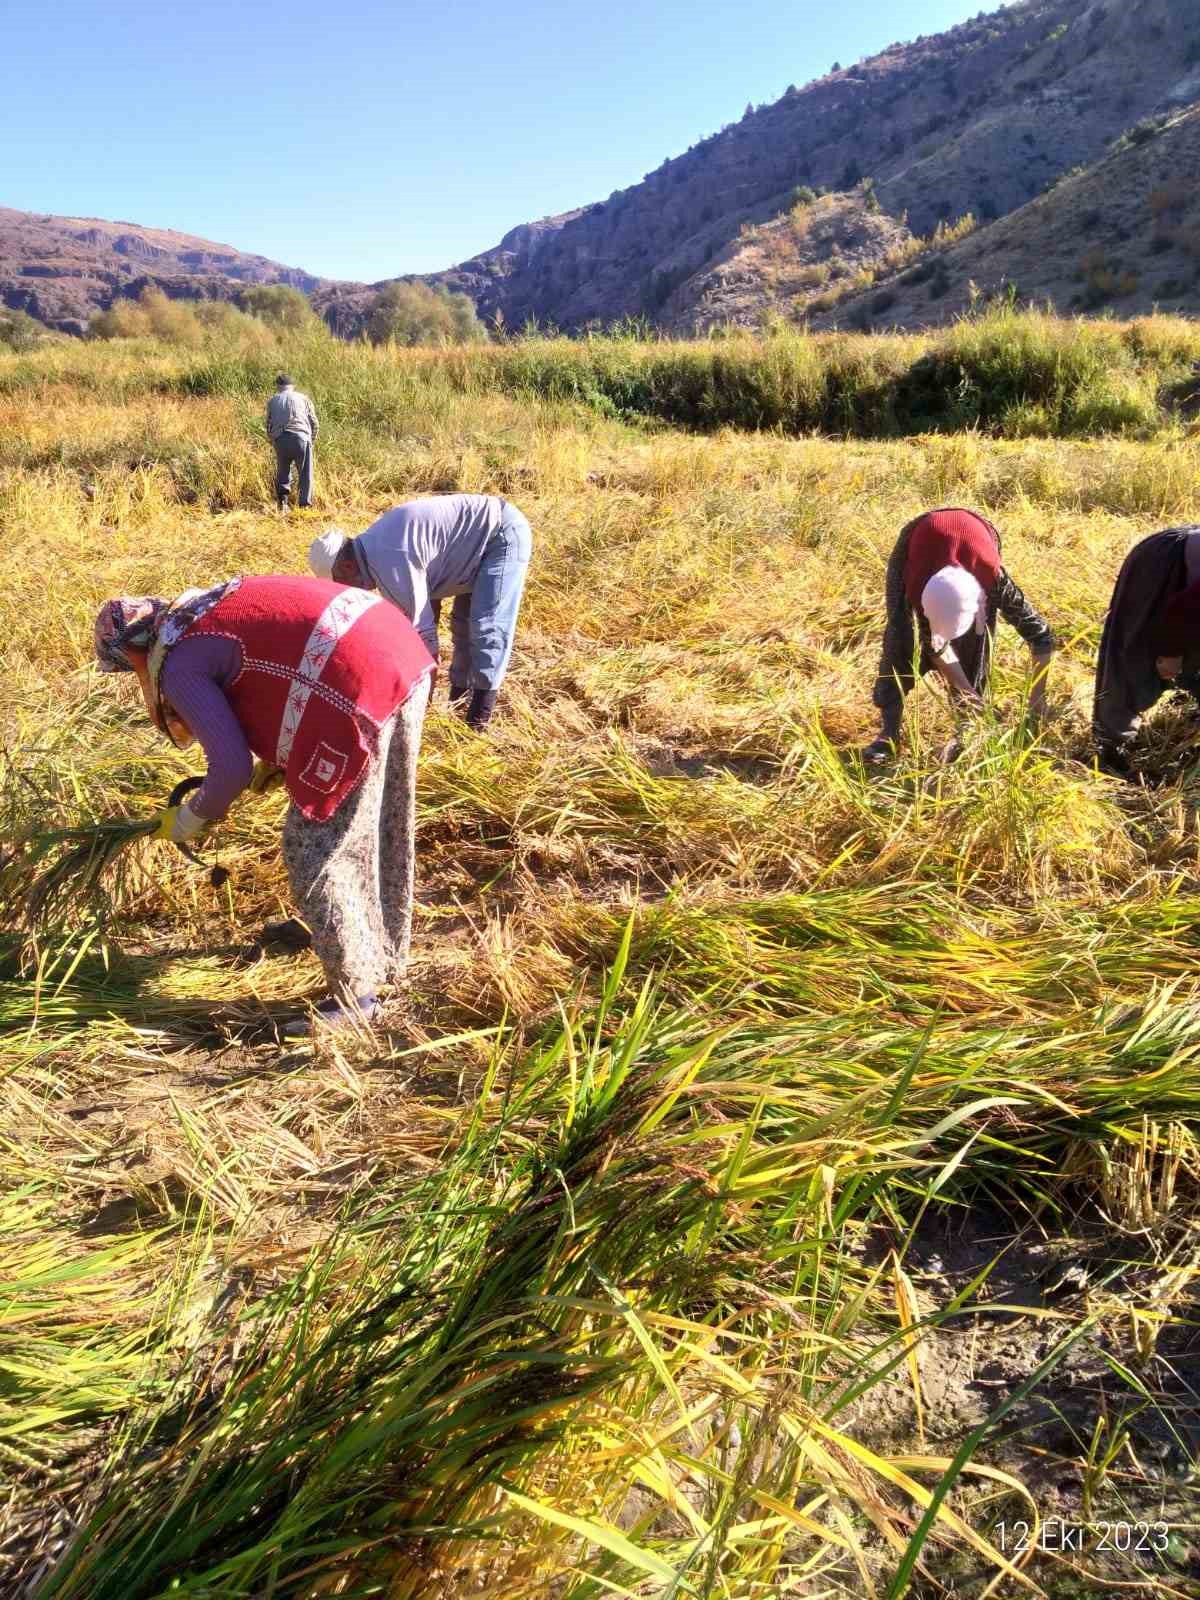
[166,776,231,888]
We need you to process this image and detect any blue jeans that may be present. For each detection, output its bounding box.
[274,431,314,507]
[446,506,532,692]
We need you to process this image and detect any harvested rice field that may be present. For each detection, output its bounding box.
[1,313,1199,1598]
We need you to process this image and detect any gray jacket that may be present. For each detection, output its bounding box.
[354,495,509,655]
[266,386,318,442]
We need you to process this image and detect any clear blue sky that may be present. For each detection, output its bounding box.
[3,0,994,283]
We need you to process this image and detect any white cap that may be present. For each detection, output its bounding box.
[920,565,987,653]
[308,528,348,580]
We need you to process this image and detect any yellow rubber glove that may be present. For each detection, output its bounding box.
[250,759,285,794]
[156,801,210,845]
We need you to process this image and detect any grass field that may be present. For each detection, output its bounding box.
[1,312,1199,1598]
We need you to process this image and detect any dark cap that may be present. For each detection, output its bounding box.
[275,373,293,387]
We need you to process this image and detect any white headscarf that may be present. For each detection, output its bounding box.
[308,528,349,580]
[920,565,987,654]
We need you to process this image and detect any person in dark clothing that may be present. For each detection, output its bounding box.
[266,374,319,511]
[1093,525,1200,777]
[864,507,1055,762]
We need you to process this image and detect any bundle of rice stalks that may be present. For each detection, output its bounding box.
[1,815,160,932]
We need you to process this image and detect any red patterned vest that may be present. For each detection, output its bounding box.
[176,576,433,821]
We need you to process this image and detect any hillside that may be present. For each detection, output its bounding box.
[0,208,331,333]
[810,102,1200,331]
[7,0,1200,339]
[314,0,1200,334]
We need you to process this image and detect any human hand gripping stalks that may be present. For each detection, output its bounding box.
[1,775,229,934]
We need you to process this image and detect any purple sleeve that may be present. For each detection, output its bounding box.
[160,636,254,821]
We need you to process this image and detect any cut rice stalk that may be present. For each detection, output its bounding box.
[1,816,160,932]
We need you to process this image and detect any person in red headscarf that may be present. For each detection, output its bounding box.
[94,575,434,1035]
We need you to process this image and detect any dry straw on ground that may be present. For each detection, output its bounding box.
[1,312,1199,1598]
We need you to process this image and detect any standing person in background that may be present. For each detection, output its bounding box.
[1093,524,1200,778]
[266,374,319,512]
[93,576,434,1036]
[307,494,532,732]
[863,506,1054,762]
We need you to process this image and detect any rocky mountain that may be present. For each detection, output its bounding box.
[810,102,1200,331]
[0,209,330,334]
[6,0,1200,340]
[315,0,1200,335]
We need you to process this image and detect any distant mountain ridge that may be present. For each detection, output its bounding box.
[5,0,1200,338]
[0,208,331,333]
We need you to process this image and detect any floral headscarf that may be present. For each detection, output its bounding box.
[93,581,241,745]
[93,596,169,673]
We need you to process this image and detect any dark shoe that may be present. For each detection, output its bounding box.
[283,993,378,1039]
[466,689,498,731]
[861,737,896,765]
[1096,745,1133,780]
[259,918,313,953]
[448,680,470,713]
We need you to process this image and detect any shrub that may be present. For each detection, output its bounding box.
[928,261,953,300]
[88,288,276,353]
[0,308,46,351]
[1148,181,1190,222]
[1113,115,1169,153]
[90,288,206,345]
[237,285,317,330]
[1079,249,1138,309]
[795,262,832,288]
[365,281,486,346]
[791,185,817,208]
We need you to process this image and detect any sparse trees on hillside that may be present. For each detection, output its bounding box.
[364,281,487,346]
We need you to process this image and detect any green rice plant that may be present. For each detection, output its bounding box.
[0,1184,176,1470]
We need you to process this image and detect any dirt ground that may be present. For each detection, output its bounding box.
[854,1204,1200,1594]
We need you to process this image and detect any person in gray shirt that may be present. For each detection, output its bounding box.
[308,494,532,730]
[266,374,319,511]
